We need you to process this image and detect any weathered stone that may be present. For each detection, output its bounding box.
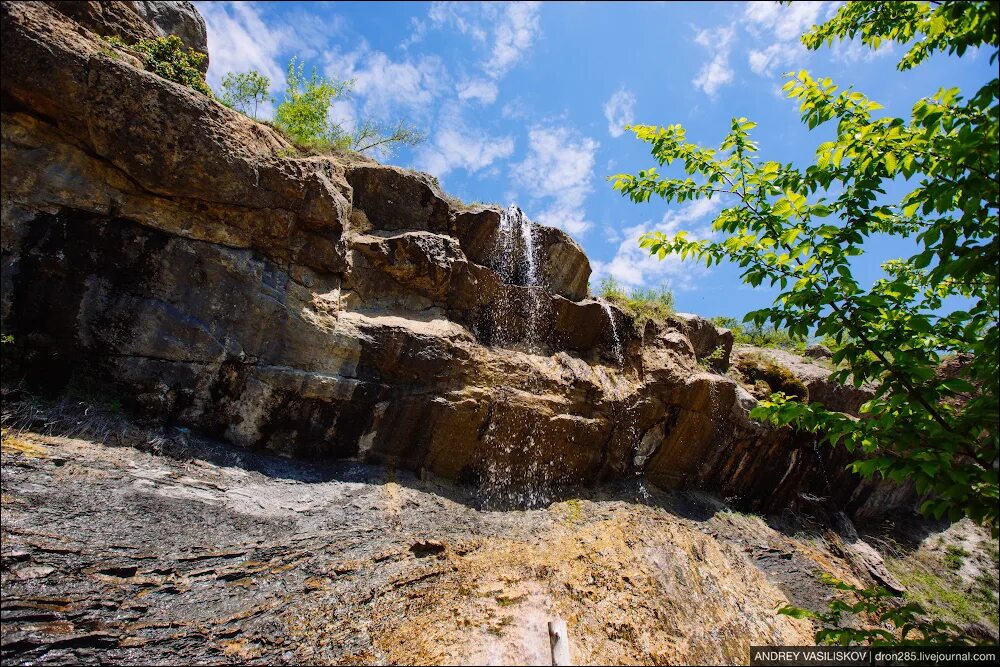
[671,313,734,371]
[346,163,452,233]
[133,1,208,60]
[804,343,833,359]
[534,224,591,301]
[439,205,591,302]
[44,1,159,45]
[732,346,874,416]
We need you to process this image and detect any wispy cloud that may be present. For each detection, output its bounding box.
[512,126,599,237]
[603,87,636,138]
[413,107,515,179]
[747,42,802,76]
[427,1,490,42]
[743,1,840,79]
[325,45,448,122]
[591,198,721,289]
[692,26,735,98]
[196,1,289,91]
[485,1,542,78]
[405,1,542,83]
[457,78,499,104]
[831,37,895,64]
[744,1,832,42]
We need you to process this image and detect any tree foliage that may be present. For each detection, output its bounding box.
[348,118,425,158]
[612,1,998,531]
[273,57,352,147]
[271,57,424,157]
[219,70,271,118]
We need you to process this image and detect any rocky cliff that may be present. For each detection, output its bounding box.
[2,1,902,519]
[4,3,999,664]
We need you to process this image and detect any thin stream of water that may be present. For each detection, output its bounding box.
[601,301,624,367]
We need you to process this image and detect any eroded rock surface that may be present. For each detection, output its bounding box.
[0,425,867,665]
[1,0,907,524]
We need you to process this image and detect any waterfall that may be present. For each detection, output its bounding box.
[516,207,538,287]
[602,302,624,367]
[480,206,553,509]
[493,204,542,347]
[496,204,538,287]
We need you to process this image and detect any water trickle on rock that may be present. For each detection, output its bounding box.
[602,301,624,368]
[478,205,560,509]
[516,208,538,288]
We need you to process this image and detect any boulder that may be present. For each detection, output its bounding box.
[732,346,873,416]
[671,313,734,371]
[804,344,833,359]
[133,1,208,60]
[45,1,209,70]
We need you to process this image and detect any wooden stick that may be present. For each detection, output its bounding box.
[548,618,571,666]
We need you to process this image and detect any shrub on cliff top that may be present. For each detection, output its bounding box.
[273,57,351,148]
[105,35,211,97]
[597,276,675,326]
[268,58,425,158]
[710,316,801,350]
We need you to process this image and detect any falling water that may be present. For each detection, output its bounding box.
[601,301,624,367]
[496,204,540,288]
[516,207,538,287]
[492,204,542,347]
[478,205,559,509]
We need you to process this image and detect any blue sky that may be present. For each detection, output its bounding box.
[194,1,994,319]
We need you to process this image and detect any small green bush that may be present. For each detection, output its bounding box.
[597,276,674,326]
[780,573,976,646]
[105,35,211,96]
[711,316,853,356]
[711,316,801,350]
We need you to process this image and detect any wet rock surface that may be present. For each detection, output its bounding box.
[1,423,894,665]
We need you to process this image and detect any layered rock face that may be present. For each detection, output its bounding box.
[1,1,904,518]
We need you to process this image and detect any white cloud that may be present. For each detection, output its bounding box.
[692,26,735,98]
[428,2,490,42]
[742,1,842,79]
[413,2,541,80]
[511,126,599,237]
[457,78,499,104]
[196,1,289,92]
[501,98,530,119]
[328,99,357,134]
[744,1,831,41]
[831,38,895,64]
[603,87,636,138]
[325,46,448,121]
[591,198,721,290]
[485,1,542,78]
[748,42,803,75]
[413,109,515,178]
